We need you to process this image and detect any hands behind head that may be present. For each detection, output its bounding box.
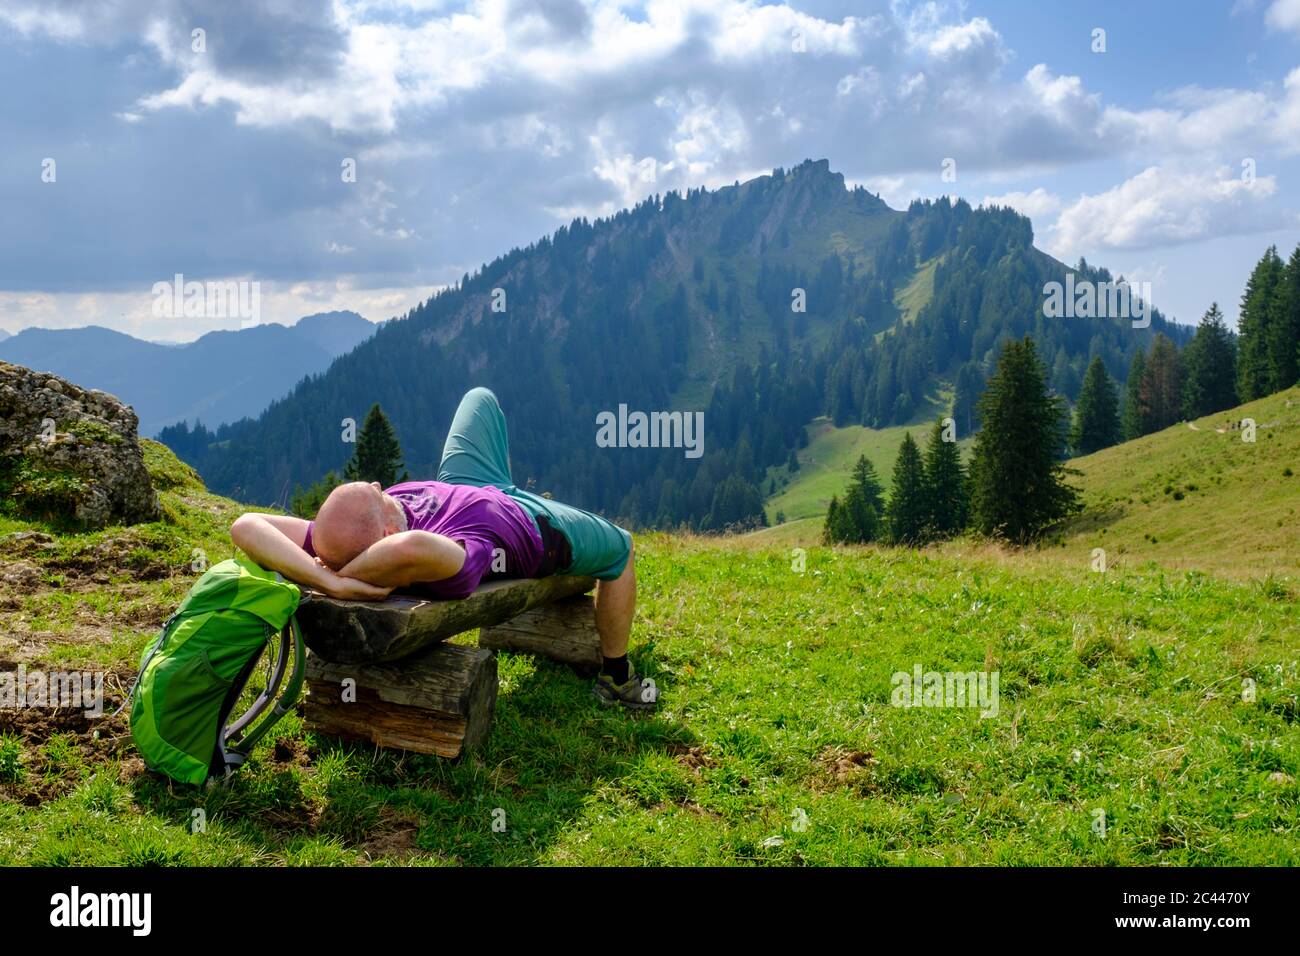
[312,556,394,601]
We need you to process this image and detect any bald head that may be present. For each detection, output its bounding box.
[314,482,389,570]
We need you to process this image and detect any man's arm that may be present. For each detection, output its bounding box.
[335,530,467,589]
[230,512,393,601]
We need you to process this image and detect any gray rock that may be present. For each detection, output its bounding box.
[0,361,160,529]
[1,531,55,546]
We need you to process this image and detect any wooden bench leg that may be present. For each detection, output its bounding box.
[303,642,498,758]
[478,593,602,672]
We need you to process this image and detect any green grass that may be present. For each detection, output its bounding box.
[765,417,915,525]
[764,398,968,527]
[894,255,939,327]
[744,515,823,548]
[762,385,1300,573]
[0,438,1296,865]
[1057,386,1300,580]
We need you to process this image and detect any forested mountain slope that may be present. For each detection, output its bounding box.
[163,160,1185,527]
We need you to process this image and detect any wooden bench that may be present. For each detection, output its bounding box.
[298,576,601,757]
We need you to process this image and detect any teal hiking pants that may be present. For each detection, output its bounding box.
[436,387,633,581]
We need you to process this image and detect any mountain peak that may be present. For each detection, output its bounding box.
[782,158,844,193]
[792,157,834,177]
[293,310,369,330]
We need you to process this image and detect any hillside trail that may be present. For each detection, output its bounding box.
[1186,419,1279,434]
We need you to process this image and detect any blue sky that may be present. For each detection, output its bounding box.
[2,0,1299,341]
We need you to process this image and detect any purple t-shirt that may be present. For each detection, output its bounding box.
[303,480,543,599]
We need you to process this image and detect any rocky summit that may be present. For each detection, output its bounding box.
[0,361,159,529]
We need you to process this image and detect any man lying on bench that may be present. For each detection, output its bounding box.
[231,386,656,711]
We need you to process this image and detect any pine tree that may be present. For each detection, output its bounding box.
[1272,243,1300,391]
[850,453,886,516]
[343,404,407,487]
[1181,303,1238,418]
[290,470,343,518]
[952,361,984,437]
[886,432,928,544]
[704,476,766,531]
[1070,356,1121,455]
[969,336,1079,543]
[1121,348,1149,441]
[1237,246,1283,402]
[922,419,967,537]
[842,485,881,543]
[822,454,885,544]
[1139,333,1184,432]
[822,495,843,544]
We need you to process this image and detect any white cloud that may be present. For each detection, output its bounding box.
[1099,87,1273,154]
[1023,64,1101,125]
[4,0,1300,338]
[836,65,879,97]
[356,179,416,240]
[0,5,89,39]
[1266,0,1300,32]
[916,17,1002,61]
[711,1,870,60]
[118,1,885,136]
[1272,66,1300,143]
[591,145,661,211]
[1047,165,1285,255]
[897,71,926,104]
[854,174,914,209]
[12,0,1298,184]
[981,187,1062,224]
[5,0,1300,177]
[666,98,749,177]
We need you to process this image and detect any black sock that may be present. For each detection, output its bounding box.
[602,654,630,684]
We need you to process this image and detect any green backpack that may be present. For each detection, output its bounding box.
[128,557,306,786]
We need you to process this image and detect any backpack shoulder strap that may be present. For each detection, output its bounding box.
[214,614,308,777]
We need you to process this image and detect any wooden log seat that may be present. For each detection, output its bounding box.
[298,575,604,756]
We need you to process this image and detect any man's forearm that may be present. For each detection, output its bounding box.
[230,513,333,590]
[336,530,466,587]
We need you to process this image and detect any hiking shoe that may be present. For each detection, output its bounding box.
[592,665,659,711]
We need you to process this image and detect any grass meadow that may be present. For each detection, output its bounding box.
[0,436,1296,864]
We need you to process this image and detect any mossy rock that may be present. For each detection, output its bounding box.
[0,361,160,529]
[0,457,89,530]
[65,420,124,446]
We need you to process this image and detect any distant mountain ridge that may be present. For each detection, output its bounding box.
[0,311,376,437]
